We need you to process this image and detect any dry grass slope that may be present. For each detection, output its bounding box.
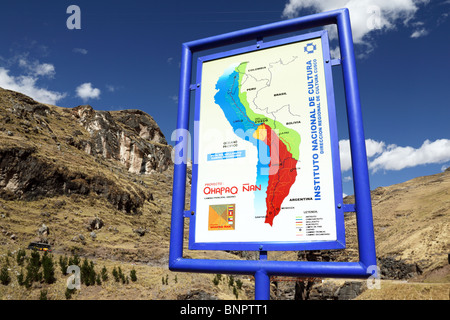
[0,87,448,300]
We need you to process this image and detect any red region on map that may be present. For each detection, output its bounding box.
[259,123,298,226]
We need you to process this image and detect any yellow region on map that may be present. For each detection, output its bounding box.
[208,204,235,231]
[252,124,268,141]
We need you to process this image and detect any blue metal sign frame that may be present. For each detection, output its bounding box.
[189,30,346,252]
[169,8,377,300]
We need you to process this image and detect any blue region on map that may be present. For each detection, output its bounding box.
[214,66,269,216]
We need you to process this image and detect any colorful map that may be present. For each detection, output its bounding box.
[214,62,300,226]
[193,35,340,247]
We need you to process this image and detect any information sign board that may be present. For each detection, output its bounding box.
[190,31,345,251]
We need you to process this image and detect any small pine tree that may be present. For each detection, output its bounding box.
[80,258,96,286]
[65,287,76,300]
[39,289,48,300]
[213,274,220,286]
[59,255,68,275]
[16,248,26,266]
[0,265,11,285]
[112,266,120,282]
[69,254,80,267]
[89,261,96,286]
[130,268,137,282]
[235,279,243,290]
[30,251,41,269]
[24,253,42,286]
[42,252,56,284]
[80,258,89,285]
[118,267,126,284]
[17,270,24,286]
[96,274,102,285]
[228,275,234,287]
[101,266,108,282]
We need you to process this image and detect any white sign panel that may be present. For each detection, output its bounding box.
[192,33,343,249]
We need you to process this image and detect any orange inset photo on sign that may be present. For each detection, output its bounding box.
[208,204,235,231]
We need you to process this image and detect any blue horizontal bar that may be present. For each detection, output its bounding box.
[185,9,343,52]
[170,258,370,278]
[344,203,356,212]
[331,58,341,66]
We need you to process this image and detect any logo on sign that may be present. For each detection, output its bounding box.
[304,43,317,54]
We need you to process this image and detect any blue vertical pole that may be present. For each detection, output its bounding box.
[254,270,270,300]
[255,251,270,300]
[337,10,377,271]
[169,44,192,265]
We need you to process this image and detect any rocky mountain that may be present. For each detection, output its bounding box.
[0,87,251,300]
[0,87,448,300]
[0,87,172,214]
[71,104,171,175]
[271,167,450,300]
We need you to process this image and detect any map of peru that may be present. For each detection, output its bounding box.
[214,61,300,226]
[254,123,298,226]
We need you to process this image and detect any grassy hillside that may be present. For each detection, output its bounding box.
[0,87,448,300]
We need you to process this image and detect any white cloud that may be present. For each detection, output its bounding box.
[76,82,101,101]
[106,84,116,92]
[339,139,353,172]
[73,48,88,55]
[340,138,450,173]
[18,58,55,77]
[339,138,384,171]
[410,28,428,38]
[369,139,450,172]
[0,67,66,105]
[365,139,386,158]
[282,0,430,55]
[169,95,178,104]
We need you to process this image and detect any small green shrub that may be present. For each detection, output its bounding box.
[0,265,11,285]
[130,268,137,282]
[42,252,56,284]
[16,249,26,266]
[101,266,108,282]
[39,289,48,300]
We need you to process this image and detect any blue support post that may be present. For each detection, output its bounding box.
[255,251,270,300]
[255,270,270,300]
[336,11,377,271]
[169,44,192,266]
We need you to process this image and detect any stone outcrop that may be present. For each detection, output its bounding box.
[71,105,172,175]
[0,146,150,214]
[0,87,171,214]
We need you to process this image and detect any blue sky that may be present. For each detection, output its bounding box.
[0,0,449,197]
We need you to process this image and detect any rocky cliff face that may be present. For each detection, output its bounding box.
[0,87,172,213]
[71,105,172,175]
